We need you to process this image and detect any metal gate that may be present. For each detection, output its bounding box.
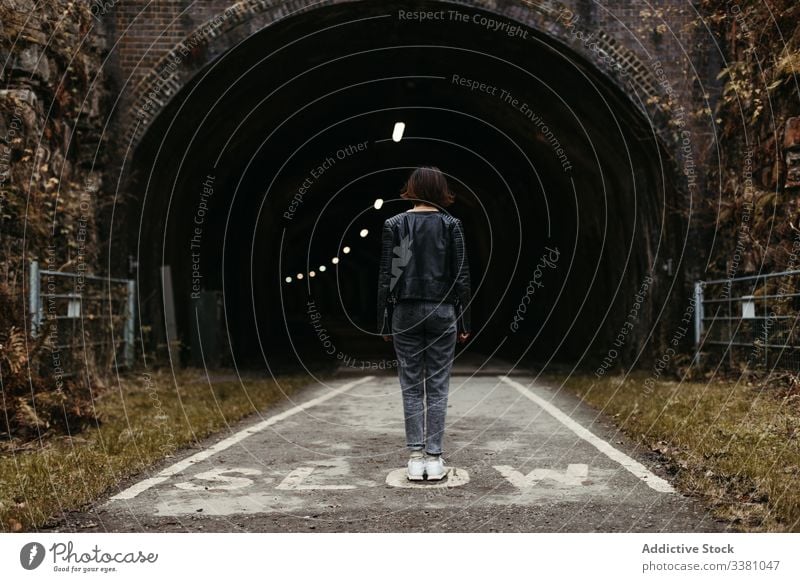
[694,270,800,371]
[28,260,136,372]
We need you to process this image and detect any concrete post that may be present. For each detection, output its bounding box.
[693,280,704,365]
[29,260,41,337]
[124,279,136,367]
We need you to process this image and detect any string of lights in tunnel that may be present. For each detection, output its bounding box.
[285,121,403,284]
[284,197,383,284]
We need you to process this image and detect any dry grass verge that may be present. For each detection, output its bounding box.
[0,368,321,532]
[548,371,800,532]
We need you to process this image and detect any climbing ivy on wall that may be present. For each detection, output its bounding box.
[0,0,111,440]
[700,0,800,277]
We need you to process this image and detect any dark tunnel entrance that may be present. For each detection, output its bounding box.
[123,1,684,373]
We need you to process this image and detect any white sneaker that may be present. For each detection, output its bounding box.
[424,454,447,480]
[407,451,425,480]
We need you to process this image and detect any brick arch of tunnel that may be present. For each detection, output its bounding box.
[116,0,692,370]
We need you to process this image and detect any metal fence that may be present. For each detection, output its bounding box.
[29,261,136,373]
[694,270,800,371]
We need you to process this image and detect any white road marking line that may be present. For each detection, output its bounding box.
[110,477,170,500]
[497,375,675,493]
[494,463,589,488]
[109,375,375,500]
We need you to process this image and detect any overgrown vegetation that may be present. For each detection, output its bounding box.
[1,1,110,440]
[700,1,800,275]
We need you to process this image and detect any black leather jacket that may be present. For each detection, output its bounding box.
[377,210,472,335]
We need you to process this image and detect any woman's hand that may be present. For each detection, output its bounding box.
[457,332,471,343]
[382,335,392,342]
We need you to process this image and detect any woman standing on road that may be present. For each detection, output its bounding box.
[377,166,472,481]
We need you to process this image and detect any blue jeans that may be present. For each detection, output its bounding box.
[391,300,457,455]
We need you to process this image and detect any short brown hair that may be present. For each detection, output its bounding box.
[400,166,455,208]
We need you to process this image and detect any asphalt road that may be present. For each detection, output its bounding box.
[45,372,728,532]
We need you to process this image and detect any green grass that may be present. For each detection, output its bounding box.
[547,370,800,531]
[0,368,321,531]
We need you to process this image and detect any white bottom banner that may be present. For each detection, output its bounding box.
[2,533,798,581]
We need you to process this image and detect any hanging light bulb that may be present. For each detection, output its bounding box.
[392,122,405,142]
